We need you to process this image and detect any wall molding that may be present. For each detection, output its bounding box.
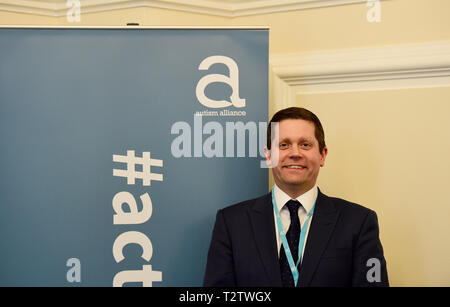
[269,41,450,110]
[0,0,368,17]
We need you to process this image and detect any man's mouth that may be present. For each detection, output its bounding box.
[284,165,306,169]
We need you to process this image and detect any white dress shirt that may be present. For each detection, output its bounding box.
[272,184,318,260]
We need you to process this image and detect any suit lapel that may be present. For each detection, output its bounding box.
[298,189,340,287]
[248,193,282,287]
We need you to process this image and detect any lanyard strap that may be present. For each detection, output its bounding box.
[271,186,316,286]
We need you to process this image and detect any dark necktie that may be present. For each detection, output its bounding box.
[279,199,301,287]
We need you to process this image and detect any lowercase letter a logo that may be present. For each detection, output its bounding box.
[196,55,245,108]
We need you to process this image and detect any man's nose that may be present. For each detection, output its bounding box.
[289,144,302,158]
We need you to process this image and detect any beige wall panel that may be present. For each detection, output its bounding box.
[232,0,450,54]
[295,87,450,286]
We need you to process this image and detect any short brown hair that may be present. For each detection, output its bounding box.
[267,107,326,153]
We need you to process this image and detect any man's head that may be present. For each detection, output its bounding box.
[266,107,326,152]
[265,107,328,198]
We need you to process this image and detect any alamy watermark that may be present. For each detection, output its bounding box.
[366,258,381,283]
[170,117,279,168]
[67,0,81,23]
[367,0,381,23]
[66,257,81,283]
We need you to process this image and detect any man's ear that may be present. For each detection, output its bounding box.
[263,146,271,167]
[320,146,328,167]
[264,122,279,168]
[264,146,279,168]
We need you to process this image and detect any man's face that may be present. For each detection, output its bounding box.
[266,119,327,197]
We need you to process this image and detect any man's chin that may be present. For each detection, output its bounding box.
[283,176,307,185]
[282,179,316,191]
[278,180,308,190]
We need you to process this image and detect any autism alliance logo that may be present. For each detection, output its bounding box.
[171,54,279,168]
[196,55,245,108]
[195,55,246,117]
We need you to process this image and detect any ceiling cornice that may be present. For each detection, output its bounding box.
[0,0,368,18]
[270,41,450,109]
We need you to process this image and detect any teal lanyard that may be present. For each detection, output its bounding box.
[271,186,316,286]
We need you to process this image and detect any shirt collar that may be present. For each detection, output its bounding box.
[273,184,318,215]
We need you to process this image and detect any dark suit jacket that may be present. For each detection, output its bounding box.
[203,189,389,287]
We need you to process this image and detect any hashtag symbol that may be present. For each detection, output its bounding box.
[113,150,163,186]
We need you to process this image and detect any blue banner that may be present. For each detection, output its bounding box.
[0,27,268,286]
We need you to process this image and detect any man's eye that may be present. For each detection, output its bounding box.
[279,143,289,149]
[301,143,311,148]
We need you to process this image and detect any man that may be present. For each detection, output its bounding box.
[203,107,389,287]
